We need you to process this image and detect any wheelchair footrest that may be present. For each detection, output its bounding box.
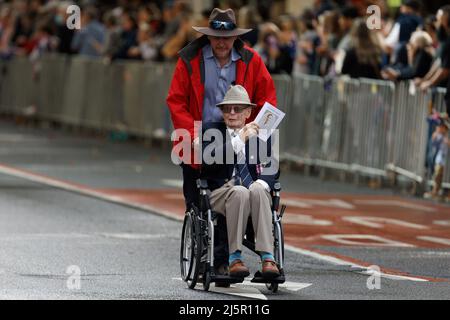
[210,274,245,284]
[250,271,285,284]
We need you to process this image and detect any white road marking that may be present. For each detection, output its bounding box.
[172,278,267,300]
[0,233,172,241]
[281,199,311,208]
[283,213,333,226]
[164,193,185,200]
[241,280,312,292]
[161,179,184,188]
[98,233,169,240]
[352,200,436,212]
[172,278,311,299]
[284,245,428,282]
[417,236,450,246]
[433,220,450,227]
[209,285,268,300]
[342,216,428,229]
[0,164,183,222]
[321,234,415,247]
[0,233,92,240]
[283,199,355,209]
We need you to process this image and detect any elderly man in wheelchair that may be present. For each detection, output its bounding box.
[180,85,285,292]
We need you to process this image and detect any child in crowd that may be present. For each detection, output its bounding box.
[424,115,450,200]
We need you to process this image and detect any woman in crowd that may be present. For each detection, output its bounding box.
[382,30,434,81]
[340,18,383,79]
[254,22,293,75]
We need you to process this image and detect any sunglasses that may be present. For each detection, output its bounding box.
[220,105,249,114]
[209,20,236,31]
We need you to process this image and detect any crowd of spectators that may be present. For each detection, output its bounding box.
[0,0,199,62]
[0,0,449,87]
[1,0,449,198]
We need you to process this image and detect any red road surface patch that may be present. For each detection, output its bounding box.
[3,161,447,251]
[1,159,448,282]
[99,189,450,249]
[101,188,450,282]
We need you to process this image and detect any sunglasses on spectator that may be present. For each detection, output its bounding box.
[220,105,249,114]
[209,20,236,30]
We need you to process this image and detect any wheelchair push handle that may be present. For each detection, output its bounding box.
[272,181,281,210]
[273,182,281,192]
[197,179,209,190]
[196,179,211,211]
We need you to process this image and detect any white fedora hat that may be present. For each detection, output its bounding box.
[216,85,257,108]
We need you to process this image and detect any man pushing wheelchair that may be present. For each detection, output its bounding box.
[167,8,283,291]
[201,85,281,279]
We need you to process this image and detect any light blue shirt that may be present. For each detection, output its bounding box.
[202,44,241,123]
[433,133,448,166]
[71,21,106,57]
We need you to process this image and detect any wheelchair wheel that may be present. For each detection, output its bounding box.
[202,270,211,292]
[274,221,285,266]
[180,210,202,289]
[266,282,278,293]
[265,221,284,293]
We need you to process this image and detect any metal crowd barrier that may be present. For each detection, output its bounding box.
[283,74,325,161]
[0,54,449,191]
[280,73,447,189]
[0,54,174,139]
[386,81,430,183]
[282,74,395,178]
[0,57,37,114]
[272,74,292,152]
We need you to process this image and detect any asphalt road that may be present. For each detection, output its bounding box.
[0,119,449,300]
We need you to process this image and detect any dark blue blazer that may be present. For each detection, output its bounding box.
[200,122,280,192]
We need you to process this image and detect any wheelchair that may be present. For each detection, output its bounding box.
[180,178,286,293]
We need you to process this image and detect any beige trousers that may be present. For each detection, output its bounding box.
[432,164,445,195]
[209,181,274,255]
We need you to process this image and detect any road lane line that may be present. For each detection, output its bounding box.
[417,236,450,246]
[172,278,267,300]
[241,280,312,292]
[285,245,428,282]
[352,200,436,212]
[433,220,450,227]
[342,216,428,230]
[172,277,312,299]
[161,179,184,188]
[282,199,355,209]
[0,163,183,222]
[320,234,415,247]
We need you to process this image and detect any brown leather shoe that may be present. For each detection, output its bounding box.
[229,259,250,278]
[261,259,280,278]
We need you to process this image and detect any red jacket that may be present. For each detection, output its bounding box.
[166,36,277,168]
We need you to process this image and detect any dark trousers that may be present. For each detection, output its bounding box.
[181,164,229,267]
[180,163,200,211]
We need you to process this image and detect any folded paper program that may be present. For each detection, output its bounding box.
[254,102,285,141]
